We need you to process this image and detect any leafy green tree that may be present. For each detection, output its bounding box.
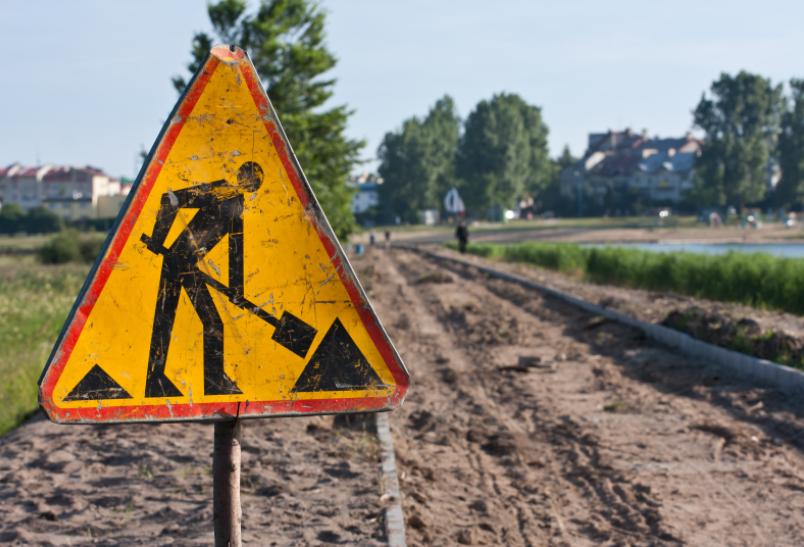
[555,145,577,172]
[540,145,578,215]
[691,71,784,210]
[456,93,550,217]
[173,0,363,238]
[0,203,24,234]
[775,79,804,208]
[377,118,429,224]
[377,95,461,223]
[423,96,461,208]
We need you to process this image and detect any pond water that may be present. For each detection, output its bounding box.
[585,242,804,259]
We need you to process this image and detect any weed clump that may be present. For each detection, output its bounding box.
[38,231,104,265]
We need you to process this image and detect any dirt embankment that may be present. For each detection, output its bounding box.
[427,244,804,358]
[367,247,804,546]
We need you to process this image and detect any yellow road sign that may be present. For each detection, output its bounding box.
[39,45,408,423]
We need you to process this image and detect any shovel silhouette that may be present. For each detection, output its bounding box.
[140,233,317,358]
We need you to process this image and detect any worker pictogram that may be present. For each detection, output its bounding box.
[38,45,408,423]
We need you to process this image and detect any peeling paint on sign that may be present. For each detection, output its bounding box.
[38,45,408,424]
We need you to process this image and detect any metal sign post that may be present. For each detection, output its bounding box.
[213,420,242,547]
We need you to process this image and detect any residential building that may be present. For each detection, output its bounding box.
[560,129,701,211]
[0,163,128,219]
[349,172,382,215]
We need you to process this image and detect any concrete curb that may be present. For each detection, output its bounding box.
[407,245,804,396]
[376,412,406,547]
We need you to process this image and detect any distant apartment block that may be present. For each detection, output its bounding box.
[560,129,701,209]
[349,172,382,215]
[0,164,131,219]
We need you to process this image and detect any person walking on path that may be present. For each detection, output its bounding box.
[455,221,469,253]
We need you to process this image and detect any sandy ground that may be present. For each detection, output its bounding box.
[367,247,804,546]
[2,245,804,546]
[0,414,385,545]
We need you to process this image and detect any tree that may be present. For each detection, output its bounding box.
[456,93,550,218]
[0,203,24,234]
[691,71,784,210]
[540,145,578,215]
[173,0,363,238]
[377,95,461,223]
[422,96,461,209]
[775,79,804,208]
[555,145,577,172]
[23,207,63,234]
[377,118,429,224]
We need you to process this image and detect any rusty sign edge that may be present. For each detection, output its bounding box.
[38,45,409,424]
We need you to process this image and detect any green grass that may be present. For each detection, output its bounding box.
[0,256,87,435]
[358,215,700,235]
[454,241,804,316]
[0,234,52,253]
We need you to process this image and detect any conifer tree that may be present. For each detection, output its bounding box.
[174,0,363,238]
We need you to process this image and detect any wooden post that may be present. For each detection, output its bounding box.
[213,419,242,547]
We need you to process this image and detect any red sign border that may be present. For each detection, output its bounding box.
[38,46,409,423]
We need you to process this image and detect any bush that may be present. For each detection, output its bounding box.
[79,237,105,263]
[22,206,63,234]
[38,231,105,265]
[457,241,804,316]
[38,232,81,264]
[0,204,25,234]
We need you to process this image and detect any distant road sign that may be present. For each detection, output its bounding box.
[39,45,408,424]
[444,188,465,214]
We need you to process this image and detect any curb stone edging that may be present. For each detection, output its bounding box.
[406,245,804,396]
[376,412,406,547]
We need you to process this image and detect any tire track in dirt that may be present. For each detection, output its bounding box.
[391,249,677,545]
[365,247,804,546]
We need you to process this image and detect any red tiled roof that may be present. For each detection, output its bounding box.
[42,166,73,181]
[15,166,40,177]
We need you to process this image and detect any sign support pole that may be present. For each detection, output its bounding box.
[213,419,242,547]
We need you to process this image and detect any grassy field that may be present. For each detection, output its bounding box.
[0,255,87,435]
[455,241,804,316]
[0,234,52,253]
[359,215,700,236]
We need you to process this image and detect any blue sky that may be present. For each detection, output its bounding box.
[2,0,803,178]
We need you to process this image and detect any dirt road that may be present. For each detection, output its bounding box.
[0,412,385,545]
[368,247,804,546]
[1,246,803,545]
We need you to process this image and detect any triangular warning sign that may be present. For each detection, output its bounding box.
[38,45,408,423]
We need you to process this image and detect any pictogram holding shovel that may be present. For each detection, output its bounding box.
[138,161,317,398]
[141,234,317,359]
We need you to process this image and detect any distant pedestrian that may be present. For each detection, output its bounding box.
[384,230,391,248]
[369,231,376,246]
[455,221,469,253]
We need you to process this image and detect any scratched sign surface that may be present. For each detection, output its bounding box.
[38,45,408,423]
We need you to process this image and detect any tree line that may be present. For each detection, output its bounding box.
[377,94,555,223]
[691,72,804,212]
[181,2,804,231]
[375,72,804,223]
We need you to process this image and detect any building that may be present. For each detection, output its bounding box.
[349,172,382,215]
[0,163,128,220]
[560,129,701,211]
